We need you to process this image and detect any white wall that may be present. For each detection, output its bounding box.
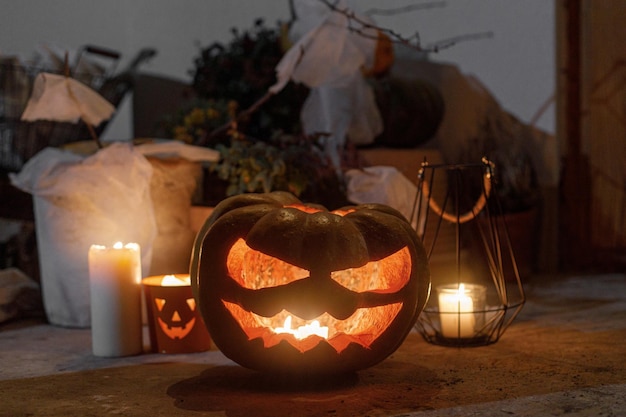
[366,0,556,133]
[0,0,555,140]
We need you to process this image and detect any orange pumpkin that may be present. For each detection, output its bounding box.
[190,192,430,375]
[362,30,395,78]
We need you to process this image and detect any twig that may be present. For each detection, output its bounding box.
[529,94,555,127]
[84,120,104,149]
[319,0,492,53]
[318,0,425,50]
[426,31,494,52]
[364,2,447,16]
[194,91,276,146]
[63,53,70,77]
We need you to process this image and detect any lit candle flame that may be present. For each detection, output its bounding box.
[273,315,329,340]
[160,275,191,287]
[113,241,139,250]
[457,283,466,296]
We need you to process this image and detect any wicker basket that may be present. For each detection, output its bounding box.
[0,46,133,172]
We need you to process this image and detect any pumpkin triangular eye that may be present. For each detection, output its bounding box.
[330,247,411,292]
[186,298,196,311]
[228,238,309,290]
[155,298,166,311]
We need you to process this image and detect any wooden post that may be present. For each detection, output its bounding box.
[559,0,593,269]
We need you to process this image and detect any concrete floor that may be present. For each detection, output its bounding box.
[1,273,625,416]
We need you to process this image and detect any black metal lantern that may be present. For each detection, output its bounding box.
[413,158,525,346]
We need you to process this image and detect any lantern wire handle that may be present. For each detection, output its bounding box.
[419,158,494,224]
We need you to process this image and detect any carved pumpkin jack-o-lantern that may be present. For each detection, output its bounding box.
[143,275,211,354]
[191,192,430,375]
[154,288,196,340]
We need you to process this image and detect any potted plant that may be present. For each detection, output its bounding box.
[163,18,350,210]
[164,96,348,210]
[209,131,348,209]
[189,18,308,141]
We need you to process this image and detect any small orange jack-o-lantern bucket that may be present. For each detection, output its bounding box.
[143,274,211,353]
[190,192,431,375]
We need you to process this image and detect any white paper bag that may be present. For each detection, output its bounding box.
[271,0,383,169]
[10,143,156,327]
[346,166,420,229]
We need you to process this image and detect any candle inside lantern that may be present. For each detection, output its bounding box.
[160,274,191,286]
[88,242,143,357]
[273,315,329,340]
[438,283,486,338]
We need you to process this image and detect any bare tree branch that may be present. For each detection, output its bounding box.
[318,0,424,50]
[426,31,494,52]
[319,0,492,53]
[194,90,277,146]
[364,1,447,17]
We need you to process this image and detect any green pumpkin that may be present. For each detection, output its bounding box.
[373,77,445,148]
[190,192,430,375]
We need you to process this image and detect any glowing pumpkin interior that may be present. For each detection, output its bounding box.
[222,205,413,354]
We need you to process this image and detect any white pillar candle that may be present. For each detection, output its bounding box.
[89,242,143,357]
[438,283,484,338]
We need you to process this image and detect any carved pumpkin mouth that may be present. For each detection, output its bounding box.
[157,316,197,340]
[223,301,403,353]
[220,237,411,353]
